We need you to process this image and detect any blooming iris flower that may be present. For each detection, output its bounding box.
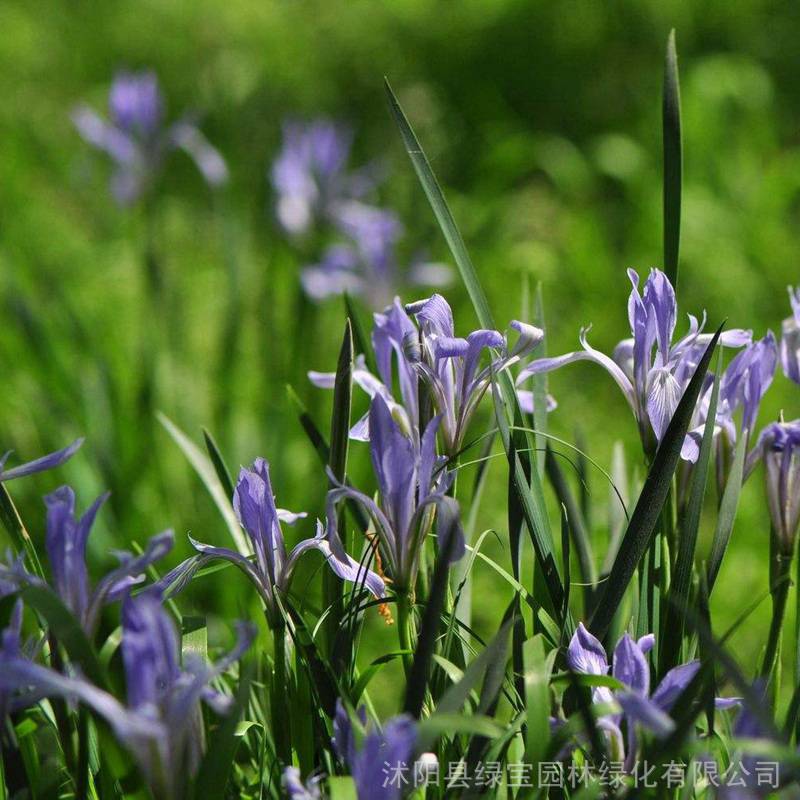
[780,286,800,385]
[187,458,384,627]
[325,395,464,593]
[0,592,253,799]
[310,294,543,455]
[73,70,228,204]
[42,485,174,636]
[682,332,777,464]
[567,623,737,770]
[748,421,800,555]
[0,438,83,482]
[518,269,751,454]
[332,699,418,800]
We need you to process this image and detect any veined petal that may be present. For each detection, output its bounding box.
[642,269,677,364]
[407,294,455,339]
[567,622,608,676]
[0,438,84,482]
[646,367,683,442]
[612,634,650,694]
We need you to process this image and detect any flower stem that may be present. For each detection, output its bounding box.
[762,544,793,679]
[396,591,415,678]
[271,622,292,765]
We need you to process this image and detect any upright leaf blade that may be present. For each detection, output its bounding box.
[158,413,248,555]
[660,354,721,673]
[589,326,722,639]
[384,79,495,331]
[663,29,683,288]
[202,428,235,502]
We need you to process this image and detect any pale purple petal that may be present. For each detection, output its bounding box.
[567,622,608,676]
[616,691,675,737]
[651,660,700,712]
[0,438,84,482]
[646,367,683,441]
[169,121,228,187]
[612,633,650,694]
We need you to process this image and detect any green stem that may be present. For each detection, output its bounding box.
[762,547,793,680]
[271,622,292,765]
[396,592,414,678]
[76,708,89,800]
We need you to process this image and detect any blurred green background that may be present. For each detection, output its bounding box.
[0,0,798,677]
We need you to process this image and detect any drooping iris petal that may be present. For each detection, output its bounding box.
[615,691,675,737]
[169,121,229,186]
[650,661,700,712]
[0,438,84,482]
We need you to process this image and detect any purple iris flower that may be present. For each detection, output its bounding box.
[0,438,83,482]
[682,332,778,464]
[567,623,738,770]
[283,767,323,800]
[73,70,228,204]
[332,699,418,800]
[0,592,253,799]
[746,421,800,555]
[41,486,174,636]
[186,458,383,627]
[781,286,800,385]
[310,295,543,455]
[271,119,367,236]
[325,395,463,593]
[518,269,751,455]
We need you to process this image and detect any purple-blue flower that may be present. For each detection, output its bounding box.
[0,592,253,799]
[567,622,737,769]
[519,269,751,454]
[282,767,323,800]
[332,699,418,800]
[682,332,778,464]
[43,485,173,636]
[780,286,800,385]
[310,295,542,455]
[73,70,228,204]
[187,458,384,626]
[0,438,83,482]
[325,395,463,592]
[749,420,800,554]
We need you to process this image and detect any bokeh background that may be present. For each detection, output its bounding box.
[1,0,799,680]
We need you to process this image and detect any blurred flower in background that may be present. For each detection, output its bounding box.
[72,70,228,204]
[781,286,800,384]
[271,118,450,307]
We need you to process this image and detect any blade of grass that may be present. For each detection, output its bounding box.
[660,355,722,673]
[589,326,722,639]
[706,433,747,594]
[0,485,45,580]
[202,428,235,502]
[343,293,376,376]
[663,28,682,288]
[157,413,248,555]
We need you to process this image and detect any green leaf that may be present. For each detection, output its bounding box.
[353,652,410,703]
[385,79,495,331]
[0,484,45,580]
[329,320,353,485]
[436,619,512,716]
[663,28,682,288]
[202,428,235,502]
[523,635,557,771]
[417,713,505,749]
[192,660,252,800]
[328,776,358,800]
[706,432,747,594]
[157,412,248,555]
[343,292,376,375]
[546,445,596,611]
[181,615,207,662]
[589,326,722,639]
[21,585,108,689]
[660,354,721,673]
[405,512,460,718]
